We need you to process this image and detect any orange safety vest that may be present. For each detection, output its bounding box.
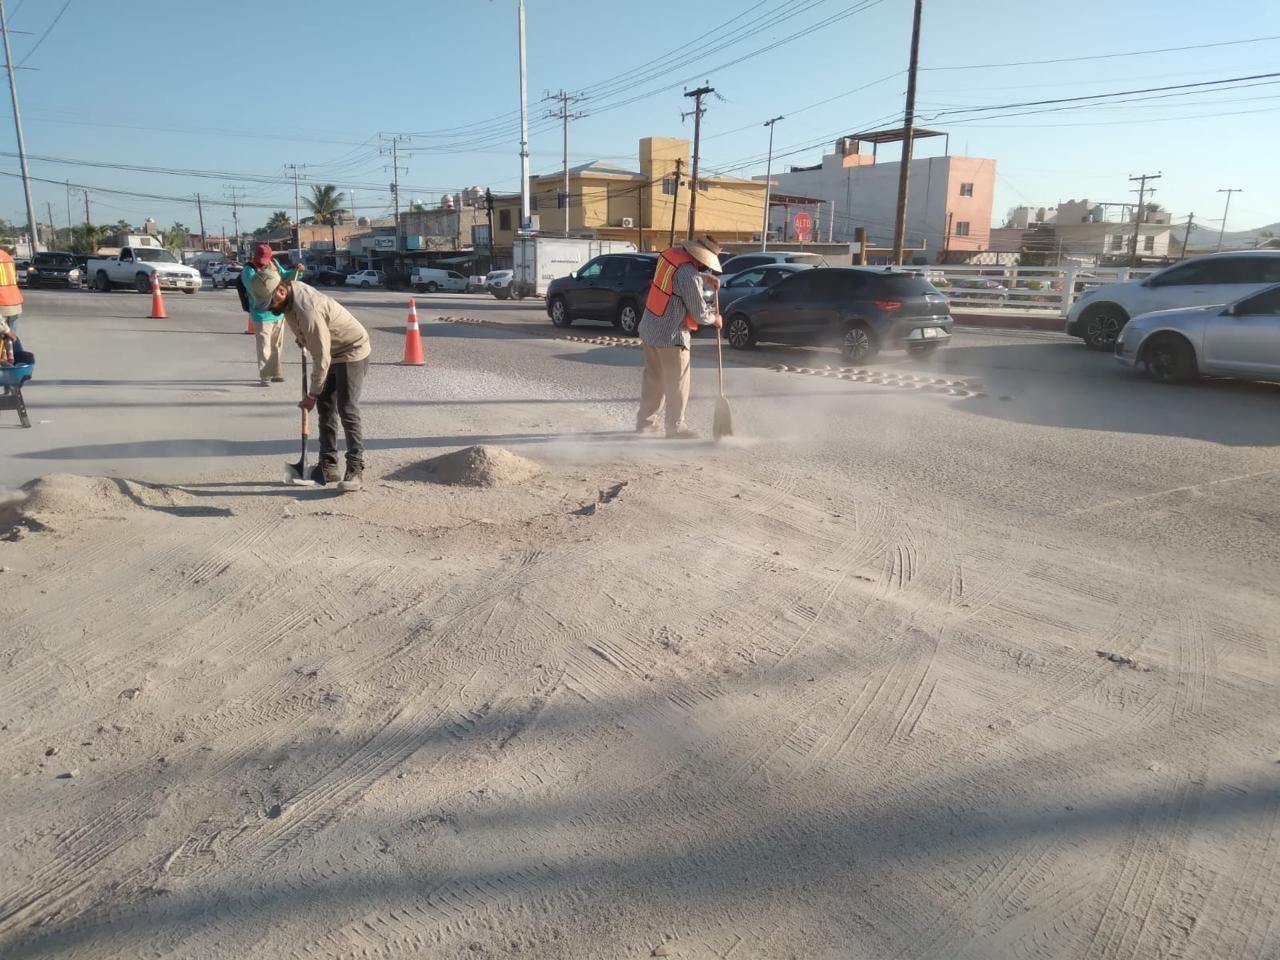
[0,250,23,309]
[644,246,700,331]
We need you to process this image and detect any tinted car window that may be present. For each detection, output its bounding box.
[599,258,627,280]
[773,271,820,297]
[865,273,938,298]
[728,269,766,288]
[1238,286,1280,314]
[1152,259,1240,286]
[577,259,603,280]
[626,258,656,281]
[723,255,769,273]
[1231,257,1280,285]
[808,271,856,298]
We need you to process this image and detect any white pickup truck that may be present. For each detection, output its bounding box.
[88,246,202,294]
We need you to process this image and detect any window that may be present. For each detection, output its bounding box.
[1143,235,1155,252]
[1237,286,1280,314]
[662,178,676,196]
[577,259,604,280]
[954,221,971,237]
[727,269,766,288]
[599,258,627,281]
[1112,234,1127,249]
[959,182,974,197]
[1150,258,1246,286]
[699,180,710,192]
[499,209,511,231]
[1231,256,1280,284]
[448,271,464,280]
[556,191,570,209]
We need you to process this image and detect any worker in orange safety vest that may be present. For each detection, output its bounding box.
[0,248,24,348]
[635,235,722,438]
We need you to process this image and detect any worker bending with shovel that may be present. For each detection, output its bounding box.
[636,234,722,439]
[251,269,370,492]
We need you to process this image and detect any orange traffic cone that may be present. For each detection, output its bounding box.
[401,298,425,365]
[149,272,167,319]
[244,313,255,335]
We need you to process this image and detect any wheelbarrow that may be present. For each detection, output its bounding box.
[0,337,34,428]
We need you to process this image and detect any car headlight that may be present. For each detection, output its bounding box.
[69,268,80,277]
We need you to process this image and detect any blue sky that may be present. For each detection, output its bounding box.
[3,0,1279,236]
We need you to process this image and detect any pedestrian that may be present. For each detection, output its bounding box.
[241,244,302,387]
[0,247,24,343]
[636,234,723,439]
[251,270,370,492]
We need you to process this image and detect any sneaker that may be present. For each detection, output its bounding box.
[665,428,699,440]
[338,464,363,493]
[270,376,285,383]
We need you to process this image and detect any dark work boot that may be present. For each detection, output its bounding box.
[310,463,340,485]
[339,463,363,493]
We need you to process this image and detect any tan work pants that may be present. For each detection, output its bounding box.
[256,320,286,380]
[638,344,691,433]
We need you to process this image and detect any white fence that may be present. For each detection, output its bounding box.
[915,264,1158,316]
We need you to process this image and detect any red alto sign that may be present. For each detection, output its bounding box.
[793,211,813,241]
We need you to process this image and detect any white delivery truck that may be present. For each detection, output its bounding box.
[511,236,637,300]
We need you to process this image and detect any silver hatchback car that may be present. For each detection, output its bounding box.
[1115,282,1280,383]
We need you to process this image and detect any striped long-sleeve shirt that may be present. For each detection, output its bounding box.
[637,260,716,349]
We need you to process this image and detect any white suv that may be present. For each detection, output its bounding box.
[1066,251,1280,350]
[345,269,385,288]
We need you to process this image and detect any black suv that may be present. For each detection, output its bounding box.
[723,267,953,362]
[27,251,81,288]
[546,253,657,336]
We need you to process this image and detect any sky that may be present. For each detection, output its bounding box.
[2,0,1279,238]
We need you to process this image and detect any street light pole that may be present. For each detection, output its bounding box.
[760,115,783,252]
[1,0,40,257]
[517,0,531,233]
[1213,188,1244,253]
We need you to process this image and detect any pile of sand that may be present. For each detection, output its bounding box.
[2,475,205,535]
[409,445,542,488]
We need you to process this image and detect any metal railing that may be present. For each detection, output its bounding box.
[913,264,1158,316]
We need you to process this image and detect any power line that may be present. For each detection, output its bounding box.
[921,33,1280,72]
[16,0,70,67]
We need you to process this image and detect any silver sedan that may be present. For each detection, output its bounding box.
[1115,283,1280,383]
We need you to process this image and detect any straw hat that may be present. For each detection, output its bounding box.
[679,234,723,273]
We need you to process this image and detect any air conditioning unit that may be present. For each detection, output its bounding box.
[620,217,635,229]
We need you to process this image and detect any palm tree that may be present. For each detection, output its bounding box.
[266,210,291,232]
[305,184,345,261]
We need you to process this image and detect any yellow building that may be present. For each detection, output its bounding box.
[529,137,767,252]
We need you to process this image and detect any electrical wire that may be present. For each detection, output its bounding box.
[17,0,73,67]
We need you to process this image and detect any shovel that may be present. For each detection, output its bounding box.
[284,350,315,485]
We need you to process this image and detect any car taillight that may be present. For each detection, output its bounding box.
[875,300,902,311]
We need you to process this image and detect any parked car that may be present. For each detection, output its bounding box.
[14,260,28,286]
[1115,282,1280,384]
[946,277,1009,303]
[718,251,829,274]
[302,265,347,287]
[722,266,953,363]
[717,263,812,311]
[465,274,487,293]
[486,269,514,299]
[1066,251,1280,350]
[72,254,91,286]
[412,267,468,294]
[546,253,657,336]
[210,262,242,288]
[26,251,81,288]
[345,269,385,288]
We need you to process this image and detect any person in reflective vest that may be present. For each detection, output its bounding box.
[636,235,722,438]
[0,248,24,346]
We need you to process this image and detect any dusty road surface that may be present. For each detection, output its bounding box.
[2,286,1278,959]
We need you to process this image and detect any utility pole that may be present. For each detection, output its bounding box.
[65,180,72,236]
[517,0,531,233]
[484,188,495,271]
[195,193,206,250]
[1216,188,1242,252]
[891,0,923,264]
[760,115,783,251]
[83,190,89,227]
[44,200,53,249]
[544,90,585,237]
[682,85,714,239]
[1128,171,1161,266]
[285,163,307,261]
[1,0,39,257]
[637,181,645,250]
[381,135,409,269]
[225,186,242,257]
[669,158,682,247]
[1180,212,1195,260]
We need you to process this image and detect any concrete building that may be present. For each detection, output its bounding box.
[996,200,1173,264]
[759,130,996,263]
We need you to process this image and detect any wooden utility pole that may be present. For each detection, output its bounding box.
[682,85,713,239]
[637,182,644,250]
[485,188,495,271]
[1128,171,1161,266]
[1180,213,1194,260]
[196,193,206,250]
[1216,188,1242,252]
[669,158,682,247]
[891,0,923,264]
[1,0,39,256]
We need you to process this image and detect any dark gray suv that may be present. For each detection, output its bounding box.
[546,253,657,336]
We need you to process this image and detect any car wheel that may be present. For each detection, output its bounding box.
[182,288,195,296]
[361,281,370,288]
[550,296,572,327]
[95,271,111,292]
[426,282,438,293]
[493,291,509,300]
[907,341,941,360]
[616,300,641,336]
[414,284,426,294]
[1144,333,1198,384]
[135,272,152,294]
[841,323,877,363]
[1081,303,1128,350]
[726,314,756,350]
